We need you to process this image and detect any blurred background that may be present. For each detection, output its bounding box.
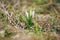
[0,0,60,40]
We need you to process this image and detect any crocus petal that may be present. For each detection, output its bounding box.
[32,10,35,18]
[26,11,28,17]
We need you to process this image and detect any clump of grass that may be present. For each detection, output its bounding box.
[33,23,42,34]
[18,9,35,29]
[25,11,33,29]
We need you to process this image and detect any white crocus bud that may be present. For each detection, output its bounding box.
[32,10,35,18]
[30,9,35,18]
[26,9,35,18]
[26,10,28,17]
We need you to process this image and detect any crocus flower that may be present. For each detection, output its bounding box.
[30,9,35,18]
[26,10,28,17]
[26,9,35,18]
